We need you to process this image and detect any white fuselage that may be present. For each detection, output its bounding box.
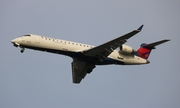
[11,34,148,65]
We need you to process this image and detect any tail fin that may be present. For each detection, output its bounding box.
[136,39,170,59]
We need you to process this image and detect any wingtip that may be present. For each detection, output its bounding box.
[164,39,171,41]
[137,25,144,31]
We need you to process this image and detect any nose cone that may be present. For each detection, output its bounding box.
[11,38,20,47]
[11,38,20,43]
[11,39,16,43]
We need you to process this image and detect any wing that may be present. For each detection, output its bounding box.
[83,25,143,61]
[71,59,96,83]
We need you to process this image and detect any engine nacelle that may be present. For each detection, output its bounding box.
[119,45,136,54]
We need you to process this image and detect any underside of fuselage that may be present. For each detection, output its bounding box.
[20,45,124,65]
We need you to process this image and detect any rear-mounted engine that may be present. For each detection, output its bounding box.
[119,45,136,54]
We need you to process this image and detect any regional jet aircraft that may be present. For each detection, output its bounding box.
[11,25,170,83]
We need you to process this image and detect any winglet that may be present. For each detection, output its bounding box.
[137,25,144,31]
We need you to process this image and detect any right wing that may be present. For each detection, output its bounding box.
[82,25,143,61]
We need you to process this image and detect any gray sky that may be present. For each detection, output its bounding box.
[1,0,180,108]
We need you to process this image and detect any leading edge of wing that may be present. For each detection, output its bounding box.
[83,25,144,57]
[114,24,144,41]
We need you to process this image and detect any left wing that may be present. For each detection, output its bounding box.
[71,59,96,83]
[83,25,143,61]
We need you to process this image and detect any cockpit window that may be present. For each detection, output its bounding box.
[23,34,31,36]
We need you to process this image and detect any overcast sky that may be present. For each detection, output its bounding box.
[1,0,180,108]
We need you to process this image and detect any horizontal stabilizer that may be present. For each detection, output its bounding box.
[144,39,170,48]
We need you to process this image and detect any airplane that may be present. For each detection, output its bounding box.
[11,25,170,84]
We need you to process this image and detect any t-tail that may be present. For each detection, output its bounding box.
[136,39,170,59]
